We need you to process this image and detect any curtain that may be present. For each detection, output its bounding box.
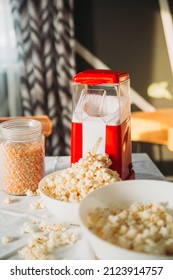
[0,0,21,117]
[10,0,76,156]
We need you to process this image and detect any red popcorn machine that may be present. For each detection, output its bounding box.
[70,69,135,180]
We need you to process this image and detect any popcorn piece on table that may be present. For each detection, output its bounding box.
[4,197,14,204]
[18,219,79,260]
[30,200,45,210]
[2,236,13,244]
[26,188,40,196]
[20,222,34,234]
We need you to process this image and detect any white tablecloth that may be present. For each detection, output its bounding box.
[0,153,165,260]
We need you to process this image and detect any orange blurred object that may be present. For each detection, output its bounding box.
[0,115,53,138]
[131,108,173,152]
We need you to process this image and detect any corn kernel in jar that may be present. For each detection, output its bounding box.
[0,119,45,195]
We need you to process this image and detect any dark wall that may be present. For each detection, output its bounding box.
[74,0,173,108]
[74,0,173,177]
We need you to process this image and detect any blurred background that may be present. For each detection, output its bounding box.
[0,0,173,179]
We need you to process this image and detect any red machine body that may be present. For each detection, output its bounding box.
[70,69,135,180]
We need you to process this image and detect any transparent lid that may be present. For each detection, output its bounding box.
[0,119,42,142]
[72,80,130,125]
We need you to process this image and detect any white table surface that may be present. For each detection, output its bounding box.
[0,153,166,260]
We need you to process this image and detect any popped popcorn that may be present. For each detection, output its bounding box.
[87,202,173,256]
[4,197,13,204]
[41,146,120,203]
[2,235,13,244]
[20,222,34,234]
[26,189,40,196]
[18,220,79,260]
[30,199,45,210]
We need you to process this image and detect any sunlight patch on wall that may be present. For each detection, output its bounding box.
[147,81,173,100]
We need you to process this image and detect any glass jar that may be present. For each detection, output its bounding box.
[0,119,45,195]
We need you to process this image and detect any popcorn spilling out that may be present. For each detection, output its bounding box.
[87,202,173,256]
[41,138,121,203]
[18,220,79,260]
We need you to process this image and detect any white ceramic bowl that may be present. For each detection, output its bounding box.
[79,179,173,260]
[39,170,80,225]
